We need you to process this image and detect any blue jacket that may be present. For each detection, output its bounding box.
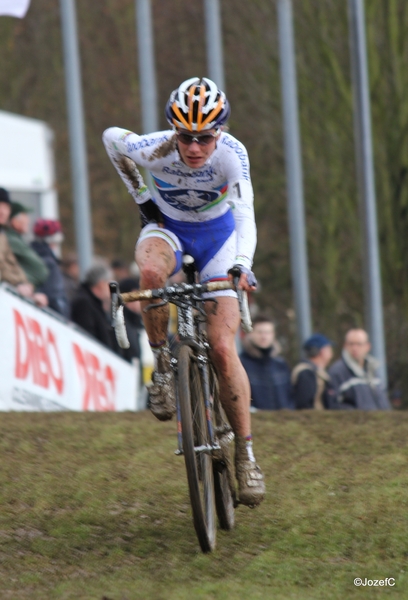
[239,338,294,410]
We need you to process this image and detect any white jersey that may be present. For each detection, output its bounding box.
[103,127,257,269]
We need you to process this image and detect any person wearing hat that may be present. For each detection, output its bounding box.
[291,333,336,410]
[0,188,32,293]
[6,202,49,291]
[328,328,390,410]
[30,219,69,318]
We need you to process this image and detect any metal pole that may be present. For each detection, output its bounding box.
[59,0,93,278]
[277,0,312,351]
[204,0,226,91]
[348,0,387,387]
[135,0,158,133]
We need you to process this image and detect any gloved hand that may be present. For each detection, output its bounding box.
[228,264,257,289]
[139,199,165,228]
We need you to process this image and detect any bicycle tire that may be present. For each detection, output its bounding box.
[210,366,236,530]
[177,344,216,552]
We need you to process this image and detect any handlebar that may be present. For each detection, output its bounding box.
[109,278,253,349]
[119,280,232,303]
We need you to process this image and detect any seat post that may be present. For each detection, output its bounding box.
[182,254,196,285]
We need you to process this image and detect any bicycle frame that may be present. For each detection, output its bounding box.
[173,288,218,458]
[109,264,252,459]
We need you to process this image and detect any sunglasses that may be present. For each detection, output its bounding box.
[176,130,220,146]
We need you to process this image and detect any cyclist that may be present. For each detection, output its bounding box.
[103,77,265,508]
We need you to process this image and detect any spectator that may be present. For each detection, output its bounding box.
[292,334,335,410]
[118,277,143,363]
[0,188,32,296]
[111,258,129,282]
[328,328,390,410]
[61,252,79,303]
[71,261,120,353]
[30,219,70,318]
[239,315,293,410]
[7,202,49,291]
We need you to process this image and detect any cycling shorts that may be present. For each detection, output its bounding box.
[136,210,237,298]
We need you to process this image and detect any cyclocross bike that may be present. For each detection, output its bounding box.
[109,257,252,553]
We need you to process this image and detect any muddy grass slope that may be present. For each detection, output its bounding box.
[0,410,407,599]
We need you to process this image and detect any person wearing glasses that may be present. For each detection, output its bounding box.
[328,328,390,410]
[103,77,264,507]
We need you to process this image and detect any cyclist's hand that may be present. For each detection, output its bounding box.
[228,265,257,291]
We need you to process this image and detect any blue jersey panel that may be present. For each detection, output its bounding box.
[162,210,235,272]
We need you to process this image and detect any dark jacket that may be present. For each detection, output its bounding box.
[71,283,120,354]
[6,228,48,287]
[31,240,69,318]
[291,361,335,410]
[328,350,390,410]
[239,338,293,410]
[121,307,143,363]
[63,272,79,304]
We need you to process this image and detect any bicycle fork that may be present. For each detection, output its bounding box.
[173,350,220,457]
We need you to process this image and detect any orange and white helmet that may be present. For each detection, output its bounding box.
[165,77,230,132]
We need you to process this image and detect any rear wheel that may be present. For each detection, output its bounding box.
[177,345,216,552]
[210,366,236,530]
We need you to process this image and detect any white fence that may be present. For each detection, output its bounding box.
[0,285,139,411]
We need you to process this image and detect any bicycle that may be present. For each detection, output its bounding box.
[109,257,252,553]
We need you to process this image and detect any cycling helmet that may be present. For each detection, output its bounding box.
[165,77,230,132]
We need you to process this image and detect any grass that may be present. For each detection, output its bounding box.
[0,410,407,599]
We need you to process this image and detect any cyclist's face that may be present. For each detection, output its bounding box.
[176,128,219,169]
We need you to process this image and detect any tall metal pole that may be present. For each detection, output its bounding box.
[348,0,387,386]
[204,0,226,91]
[135,0,159,133]
[59,0,93,278]
[277,0,312,351]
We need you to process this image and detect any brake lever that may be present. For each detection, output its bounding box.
[109,281,121,327]
[143,299,169,313]
[109,281,130,348]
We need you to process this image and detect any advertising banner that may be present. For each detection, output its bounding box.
[0,286,138,411]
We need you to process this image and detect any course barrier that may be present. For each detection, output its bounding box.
[0,285,139,411]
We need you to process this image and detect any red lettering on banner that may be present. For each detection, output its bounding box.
[72,343,116,411]
[13,309,64,394]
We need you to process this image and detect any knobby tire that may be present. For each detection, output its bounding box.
[177,345,216,553]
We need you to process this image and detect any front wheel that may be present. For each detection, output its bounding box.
[177,345,216,553]
[210,366,236,530]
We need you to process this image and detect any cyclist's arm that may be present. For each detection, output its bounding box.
[102,127,167,224]
[228,177,257,272]
[220,136,257,272]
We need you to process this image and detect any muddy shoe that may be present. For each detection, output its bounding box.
[235,436,265,508]
[149,347,176,421]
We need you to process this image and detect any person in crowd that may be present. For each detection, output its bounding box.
[0,188,33,295]
[292,334,335,410]
[118,276,143,363]
[7,202,49,296]
[30,219,70,318]
[328,328,391,410]
[71,261,120,353]
[61,252,80,303]
[111,258,129,282]
[239,315,293,410]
